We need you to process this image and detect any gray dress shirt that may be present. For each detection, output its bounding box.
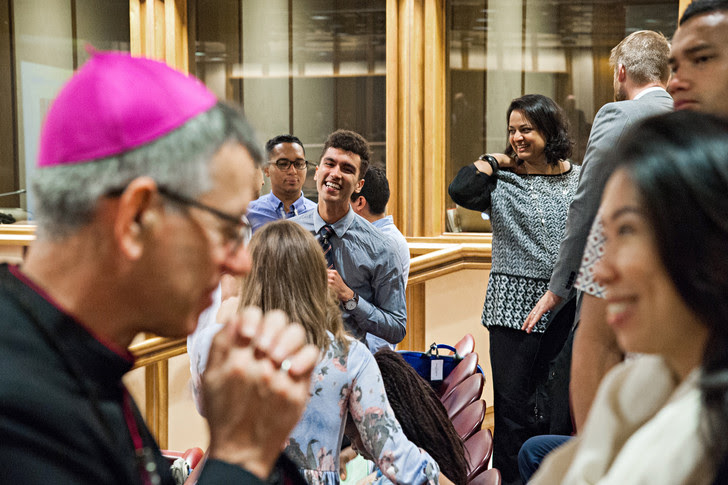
[291,207,407,345]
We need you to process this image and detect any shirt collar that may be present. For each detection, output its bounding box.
[313,206,356,237]
[269,191,307,216]
[633,86,667,100]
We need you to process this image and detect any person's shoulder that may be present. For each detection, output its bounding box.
[593,96,671,129]
[289,209,315,225]
[350,213,386,237]
[564,161,581,177]
[300,196,318,210]
[347,338,376,367]
[600,354,671,394]
[358,217,398,251]
[247,192,273,209]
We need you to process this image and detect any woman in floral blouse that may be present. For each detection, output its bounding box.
[198,220,439,485]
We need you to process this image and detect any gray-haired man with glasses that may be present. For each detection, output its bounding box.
[0,51,317,485]
[246,134,317,232]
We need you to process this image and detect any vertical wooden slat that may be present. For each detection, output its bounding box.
[403,283,426,350]
[130,0,142,57]
[165,0,188,73]
[131,1,188,448]
[131,0,187,71]
[386,0,446,238]
[423,0,446,236]
[144,362,158,442]
[385,0,400,231]
[678,0,692,20]
[144,360,169,448]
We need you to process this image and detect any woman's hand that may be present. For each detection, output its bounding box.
[339,446,359,480]
[490,152,517,169]
[522,290,563,333]
[474,153,517,174]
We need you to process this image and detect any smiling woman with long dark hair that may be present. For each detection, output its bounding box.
[530,110,728,484]
[449,94,579,484]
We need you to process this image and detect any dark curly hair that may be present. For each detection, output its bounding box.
[374,349,469,485]
[504,94,572,165]
[321,129,371,180]
[615,111,728,478]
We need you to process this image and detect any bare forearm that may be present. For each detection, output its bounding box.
[570,294,624,432]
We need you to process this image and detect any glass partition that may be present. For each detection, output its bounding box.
[189,0,387,201]
[0,0,129,221]
[446,0,678,229]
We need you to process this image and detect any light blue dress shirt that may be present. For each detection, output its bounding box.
[366,216,410,353]
[291,207,407,345]
[247,191,317,233]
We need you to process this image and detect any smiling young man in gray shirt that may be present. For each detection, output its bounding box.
[292,130,407,347]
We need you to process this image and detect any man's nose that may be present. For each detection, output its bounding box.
[667,73,686,95]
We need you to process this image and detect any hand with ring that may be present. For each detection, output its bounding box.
[202,306,320,479]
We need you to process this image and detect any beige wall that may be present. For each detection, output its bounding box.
[424,268,493,407]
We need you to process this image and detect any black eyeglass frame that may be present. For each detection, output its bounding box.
[156,186,252,251]
[105,185,252,251]
[271,158,310,171]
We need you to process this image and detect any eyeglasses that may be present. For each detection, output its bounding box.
[272,158,309,171]
[104,185,252,253]
[156,186,252,253]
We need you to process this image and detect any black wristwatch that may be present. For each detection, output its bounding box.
[344,293,359,311]
[478,154,499,173]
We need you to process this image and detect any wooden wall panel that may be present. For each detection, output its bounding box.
[129,0,188,71]
[386,0,447,238]
[679,0,692,20]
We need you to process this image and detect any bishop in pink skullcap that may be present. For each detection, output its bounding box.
[38,50,217,167]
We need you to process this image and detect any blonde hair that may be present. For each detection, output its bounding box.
[238,220,348,352]
[609,30,671,85]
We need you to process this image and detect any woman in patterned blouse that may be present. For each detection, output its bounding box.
[236,220,439,485]
[449,94,579,485]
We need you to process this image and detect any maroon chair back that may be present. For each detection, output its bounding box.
[442,373,484,419]
[161,447,204,468]
[451,399,486,441]
[464,428,494,481]
[439,352,479,400]
[454,333,475,357]
[468,467,501,485]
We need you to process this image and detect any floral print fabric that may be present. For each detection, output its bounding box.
[286,335,439,485]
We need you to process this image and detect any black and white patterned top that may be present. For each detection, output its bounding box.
[484,165,580,333]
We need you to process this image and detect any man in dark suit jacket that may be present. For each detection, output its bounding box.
[521,30,674,429]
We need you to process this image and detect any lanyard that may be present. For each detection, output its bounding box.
[123,390,162,485]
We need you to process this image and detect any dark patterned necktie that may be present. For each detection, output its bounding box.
[319,225,335,269]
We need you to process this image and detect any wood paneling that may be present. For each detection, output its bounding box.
[386,0,447,238]
[130,0,188,71]
[679,0,692,20]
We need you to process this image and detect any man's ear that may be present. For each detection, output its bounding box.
[351,195,367,214]
[114,176,159,261]
[264,165,271,178]
[353,178,365,194]
[617,64,627,83]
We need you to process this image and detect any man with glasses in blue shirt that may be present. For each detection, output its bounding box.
[246,135,317,232]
